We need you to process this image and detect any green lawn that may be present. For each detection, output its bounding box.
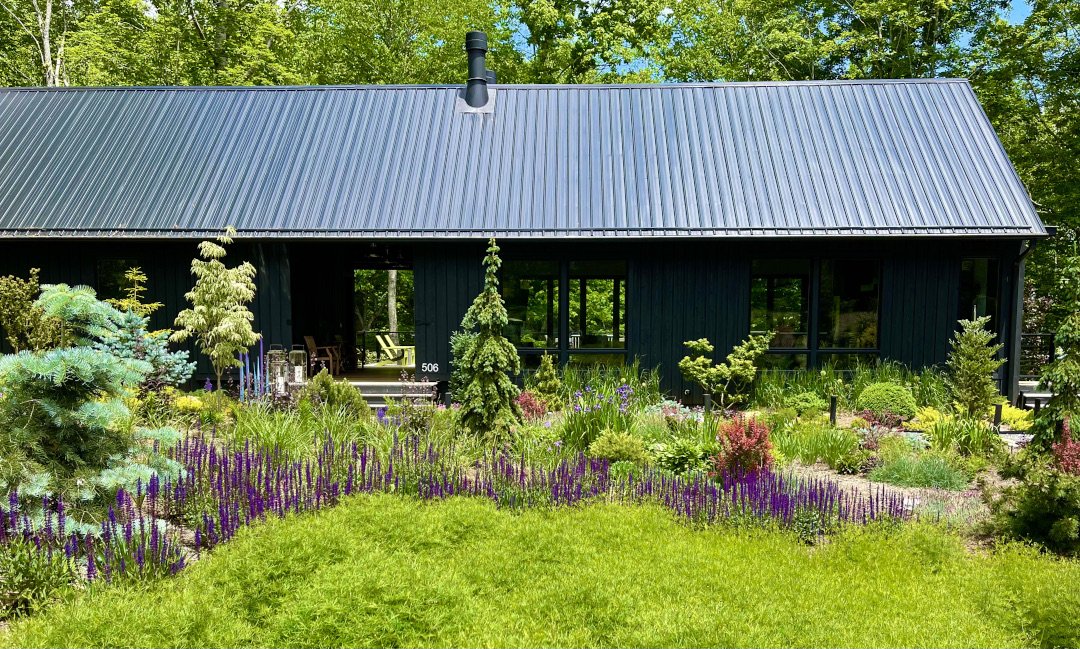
[5,495,1079,648]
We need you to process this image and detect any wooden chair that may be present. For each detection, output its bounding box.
[375,334,415,366]
[304,336,339,375]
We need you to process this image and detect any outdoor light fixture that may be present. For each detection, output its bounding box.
[289,345,308,384]
[267,345,288,396]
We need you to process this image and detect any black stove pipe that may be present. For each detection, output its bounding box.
[465,31,489,108]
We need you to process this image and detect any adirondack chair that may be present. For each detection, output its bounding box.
[375,334,415,366]
[304,336,339,375]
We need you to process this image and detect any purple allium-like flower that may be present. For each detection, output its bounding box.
[204,378,213,392]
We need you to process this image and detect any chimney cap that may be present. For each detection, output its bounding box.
[465,31,488,51]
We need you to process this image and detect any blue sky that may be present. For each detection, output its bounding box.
[1008,0,1032,24]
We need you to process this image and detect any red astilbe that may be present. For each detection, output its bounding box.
[1053,420,1080,476]
[711,415,774,475]
[515,391,548,422]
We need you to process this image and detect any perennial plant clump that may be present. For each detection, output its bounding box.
[712,416,774,474]
[562,383,636,451]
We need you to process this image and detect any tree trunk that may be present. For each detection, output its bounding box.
[388,269,398,343]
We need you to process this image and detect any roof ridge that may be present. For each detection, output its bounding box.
[0,78,971,93]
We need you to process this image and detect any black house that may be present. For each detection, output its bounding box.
[0,35,1047,399]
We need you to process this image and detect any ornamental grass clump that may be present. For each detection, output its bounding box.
[561,383,636,451]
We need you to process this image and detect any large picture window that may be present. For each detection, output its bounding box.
[502,261,559,349]
[751,259,810,348]
[751,258,880,369]
[502,259,626,369]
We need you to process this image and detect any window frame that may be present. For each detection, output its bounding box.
[751,257,881,369]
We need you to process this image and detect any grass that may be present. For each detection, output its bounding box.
[5,496,1080,648]
[750,359,950,412]
[868,455,972,490]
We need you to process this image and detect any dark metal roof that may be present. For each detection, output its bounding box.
[0,80,1045,238]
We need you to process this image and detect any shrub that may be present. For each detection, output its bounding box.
[904,406,945,432]
[926,418,997,456]
[0,268,61,352]
[996,404,1033,431]
[96,311,194,388]
[945,316,1005,418]
[587,430,651,466]
[514,391,547,422]
[849,417,869,430]
[1053,420,1080,475]
[787,391,827,416]
[299,369,371,419]
[531,353,563,412]
[650,437,714,474]
[869,455,971,490]
[858,408,903,429]
[987,463,1080,555]
[678,334,772,410]
[453,239,521,439]
[856,382,917,420]
[711,416,773,473]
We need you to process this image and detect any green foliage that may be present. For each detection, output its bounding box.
[298,369,371,420]
[987,463,1080,556]
[771,420,859,470]
[996,404,1033,432]
[0,538,76,619]
[856,382,917,421]
[171,228,260,390]
[229,400,365,460]
[103,267,162,320]
[869,455,972,490]
[561,385,636,452]
[945,316,1004,418]
[650,436,714,475]
[786,391,827,416]
[0,269,60,353]
[96,311,194,387]
[751,360,949,412]
[454,239,521,440]
[531,353,564,412]
[5,496,1080,647]
[678,333,771,410]
[587,430,651,466]
[926,418,998,457]
[1032,250,1080,448]
[0,284,148,481]
[849,417,869,430]
[904,407,946,432]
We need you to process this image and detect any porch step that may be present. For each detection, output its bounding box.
[347,380,439,407]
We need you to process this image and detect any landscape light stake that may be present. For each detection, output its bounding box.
[993,403,1002,428]
[830,395,837,426]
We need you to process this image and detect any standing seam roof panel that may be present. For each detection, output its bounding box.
[0,81,1045,238]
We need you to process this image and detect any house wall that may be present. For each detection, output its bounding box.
[0,236,1027,399]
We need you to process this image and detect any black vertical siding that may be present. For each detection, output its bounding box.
[412,243,484,379]
[880,255,960,369]
[627,246,749,397]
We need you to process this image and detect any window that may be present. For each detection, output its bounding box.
[503,259,627,370]
[751,259,880,369]
[96,259,139,302]
[568,261,626,350]
[818,259,880,349]
[751,260,810,348]
[959,258,1000,334]
[502,261,559,349]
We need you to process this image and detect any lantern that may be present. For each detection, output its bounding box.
[267,345,288,396]
[289,344,308,384]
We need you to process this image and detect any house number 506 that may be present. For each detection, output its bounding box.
[421,363,439,373]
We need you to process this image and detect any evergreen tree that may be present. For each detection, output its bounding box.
[0,268,61,352]
[532,352,564,412]
[1033,251,1080,448]
[0,284,150,478]
[171,227,260,390]
[945,316,1005,419]
[454,239,521,439]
